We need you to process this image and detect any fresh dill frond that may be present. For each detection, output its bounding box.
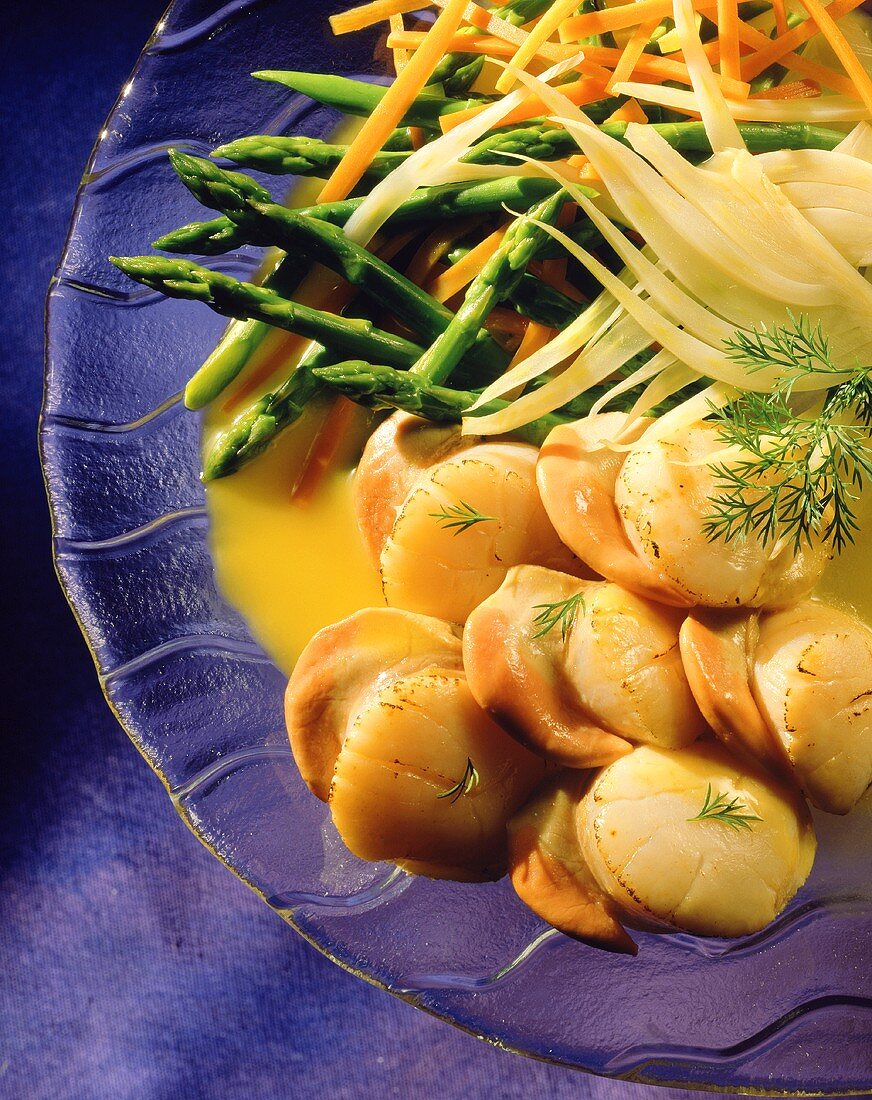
[688,784,762,832]
[531,592,587,641]
[429,499,496,536]
[437,757,479,804]
[704,314,872,554]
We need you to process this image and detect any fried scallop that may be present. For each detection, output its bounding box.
[285,607,462,800]
[537,414,828,609]
[463,565,703,768]
[682,601,872,814]
[330,668,548,880]
[579,743,816,938]
[507,770,637,954]
[353,412,473,566]
[381,442,585,624]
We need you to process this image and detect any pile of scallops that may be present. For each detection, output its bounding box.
[286,411,872,952]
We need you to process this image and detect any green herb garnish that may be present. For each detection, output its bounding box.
[437,757,480,804]
[429,500,497,535]
[531,592,587,641]
[688,784,763,831]
[704,313,872,554]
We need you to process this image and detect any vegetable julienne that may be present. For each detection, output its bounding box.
[112,0,872,953]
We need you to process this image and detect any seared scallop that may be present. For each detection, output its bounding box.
[538,414,828,609]
[579,743,816,938]
[285,607,462,800]
[683,601,872,814]
[463,565,703,768]
[507,770,637,953]
[353,412,473,566]
[381,442,585,624]
[330,668,548,880]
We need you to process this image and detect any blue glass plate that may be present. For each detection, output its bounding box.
[41,0,872,1090]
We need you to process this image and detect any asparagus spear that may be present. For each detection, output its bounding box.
[167,152,510,372]
[310,361,573,446]
[109,257,427,370]
[152,175,561,255]
[211,135,408,178]
[253,71,491,129]
[412,189,567,385]
[428,53,484,97]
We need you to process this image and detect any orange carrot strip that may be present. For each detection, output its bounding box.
[749,77,821,99]
[717,0,742,81]
[427,228,507,302]
[318,0,468,203]
[605,97,649,122]
[733,16,859,94]
[582,45,750,97]
[386,29,578,58]
[330,0,430,34]
[608,19,660,91]
[739,0,865,80]
[292,398,361,503]
[389,14,410,73]
[771,0,789,35]
[559,0,716,42]
[496,0,584,92]
[795,0,872,113]
[440,76,609,130]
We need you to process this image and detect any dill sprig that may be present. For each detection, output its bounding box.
[429,499,496,535]
[531,592,587,641]
[688,784,762,831]
[437,757,479,804]
[704,313,872,554]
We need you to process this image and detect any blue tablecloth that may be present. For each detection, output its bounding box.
[1,5,750,1097]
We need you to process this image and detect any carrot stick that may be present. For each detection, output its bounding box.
[582,45,751,97]
[732,15,859,94]
[738,0,865,80]
[386,30,577,58]
[291,398,361,502]
[439,76,609,130]
[795,0,872,114]
[330,0,431,35]
[559,0,716,42]
[608,19,660,91]
[605,97,649,122]
[717,0,741,81]
[427,228,507,302]
[318,0,469,203]
[389,14,410,73]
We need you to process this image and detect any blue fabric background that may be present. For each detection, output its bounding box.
[0,5,769,1097]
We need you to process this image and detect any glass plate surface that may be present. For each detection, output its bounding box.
[41,0,872,1090]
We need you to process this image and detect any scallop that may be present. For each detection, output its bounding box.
[579,743,816,938]
[507,770,637,953]
[615,420,829,608]
[381,442,585,624]
[330,668,548,881]
[537,413,690,607]
[537,413,828,609]
[285,607,462,800]
[463,565,703,768]
[683,601,872,814]
[353,412,472,566]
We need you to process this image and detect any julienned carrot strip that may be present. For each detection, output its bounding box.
[404,218,480,288]
[581,46,751,97]
[732,17,858,95]
[386,30,578,59]
[329,0,427,35]
[739,0,865,80]
[771,0,788,35]
[605,97,649,122]
[496,0,583,93]
[292,398,361,502]
[748,78,821,98]
[427,228,507,302]
[318,0,469,203]
[559,0,716,42]
[795,0,872,113]
[439,76,609,131]
[389,14,410,73]
[608,19,660,91]
[717,0,741,81]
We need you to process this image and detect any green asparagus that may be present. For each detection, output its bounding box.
[109,256,427,370]
[153,175,562,255]
[167,152,510,374]
[212,135,409,178]
[428,53,484,97]
[411,189,567,385]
